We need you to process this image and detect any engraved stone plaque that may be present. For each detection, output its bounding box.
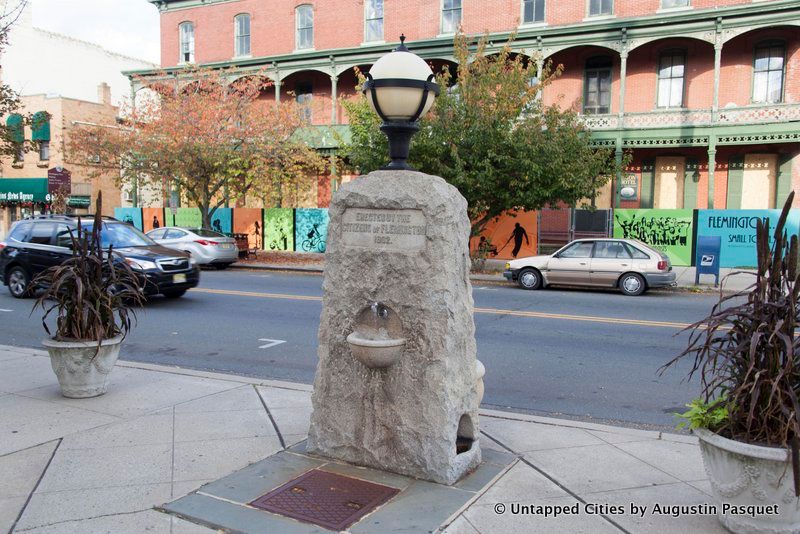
[340,208,426,251]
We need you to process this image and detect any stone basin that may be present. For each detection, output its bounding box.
[346,332,406,369]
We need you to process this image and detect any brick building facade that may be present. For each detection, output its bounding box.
[136,0,800,210]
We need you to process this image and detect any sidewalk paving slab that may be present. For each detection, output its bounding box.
[0,344,733,533]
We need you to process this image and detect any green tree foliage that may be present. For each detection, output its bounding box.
[341,33,625,235]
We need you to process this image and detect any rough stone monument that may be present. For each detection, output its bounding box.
[307,169,481,485]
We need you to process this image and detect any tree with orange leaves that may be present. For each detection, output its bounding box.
[68,68,323,230]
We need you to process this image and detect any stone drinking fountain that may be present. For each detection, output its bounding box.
[307,37,482,485]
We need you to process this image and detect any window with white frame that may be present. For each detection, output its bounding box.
[523,0,544,24]
[584,56,612,114]
[588,0,612,16]
[753,42,785,104]
[179,22,195,63]
[441,0,461,34]
[296,81,313,122]
[39,141,50,161]
[234,14,251,56]
[296,5,313,50]
[661,0,689,8]
[365,0,383,42]
[657,50,685,108]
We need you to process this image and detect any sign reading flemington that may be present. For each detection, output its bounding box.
[47,167,71,195]
[341,208,426,251]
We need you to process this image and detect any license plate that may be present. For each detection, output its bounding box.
[173,274,187,283]
[221,243,234,249]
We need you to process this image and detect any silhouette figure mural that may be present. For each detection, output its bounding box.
[503,222,529,258]
[265,208,294,251]
[614,209,694,266]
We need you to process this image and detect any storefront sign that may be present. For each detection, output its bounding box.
[47,167,71,195]
[0,178,50,203]
[613,209,694,266]
[619,174,638,200]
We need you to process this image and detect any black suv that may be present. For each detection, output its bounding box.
[0,215,200,299]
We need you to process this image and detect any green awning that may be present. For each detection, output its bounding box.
[67,195,91,208]
[0,178,49,203]
[6,114,23,144]
[31,111,50,142]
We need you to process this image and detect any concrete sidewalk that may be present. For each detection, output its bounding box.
[1,344,727,533]
[233,258,757,293]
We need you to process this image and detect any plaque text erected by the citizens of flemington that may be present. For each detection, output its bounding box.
[341,208,426,251]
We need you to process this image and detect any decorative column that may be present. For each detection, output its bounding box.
[274,79,282,103]
[712,19,723,122]
[707,138,717,209]
[614,36,629,209]
[331,75,338,124]
[129,81,139,208]
[618,49,628,121]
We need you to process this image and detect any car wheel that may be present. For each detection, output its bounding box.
[162,289,187,299]
[7,267,30,298]
[619,273,646,296]
[213,263,232,270]
[517,268,542,290]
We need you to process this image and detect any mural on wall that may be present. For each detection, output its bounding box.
[142,208,163,232]
[234,208,263,249]
[295,208,329,253]
[113,208,143,231]
[209,208,233,235]
[613,209,694,266]
[264,208,294,251]
[171,208,202,228]
[470,211,538,260]
[697,209,800,268]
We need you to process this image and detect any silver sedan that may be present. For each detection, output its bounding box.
[146,227,238,269]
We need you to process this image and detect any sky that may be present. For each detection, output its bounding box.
[30,0,160,63]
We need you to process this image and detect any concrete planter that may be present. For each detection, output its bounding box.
[42,335,123,398]
[695,427,800,534]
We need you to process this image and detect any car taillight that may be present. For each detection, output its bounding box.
[657,260,668,271]
[0,242,5,250]
[195,240,219,246]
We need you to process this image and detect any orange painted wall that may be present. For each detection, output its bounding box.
[233,208,263,249]
[142,208,164,232]
[471,211,538,260]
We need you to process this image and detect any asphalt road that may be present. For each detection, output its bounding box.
[0,268,723,431]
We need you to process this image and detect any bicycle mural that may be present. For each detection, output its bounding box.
[264,208,294,251]
[295,208,328,253]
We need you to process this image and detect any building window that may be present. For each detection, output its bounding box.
[296,5,313,50]
[753,42,784,104]
[364,0,383,42]
[522,0,544,24]
[588,0,612,16]
[583,56,612,114]
[179,22,195,63]
[657,50,685,108]
[661,0,689,7]
[234,14,251,57]
[441,0,461,34]
[39,141,50,161]
[296,82,313,122]
[13,145,24,163]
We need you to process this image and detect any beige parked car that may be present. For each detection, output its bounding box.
[503,238,676,296]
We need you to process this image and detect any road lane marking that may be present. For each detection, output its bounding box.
[258,338,286,349]
[191,287,697,330]
[0,309,12,312]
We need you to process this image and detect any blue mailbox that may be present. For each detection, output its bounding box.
[695,235,722,286]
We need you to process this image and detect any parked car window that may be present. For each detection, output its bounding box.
[594,241,631,259]
[7,222,31,242]
[84,222,155,248]
[165,229,188,239]
[148,228,167,240]
[191,229,224,238]
[54,224,75,249]
[27,222,56,245]
[559,241,594,258]
[623,243,650,259]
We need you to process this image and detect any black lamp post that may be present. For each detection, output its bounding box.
[362,35,440,170]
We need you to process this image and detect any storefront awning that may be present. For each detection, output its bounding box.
[0,178,49,203]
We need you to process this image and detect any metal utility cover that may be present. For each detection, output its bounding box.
[250,469,400,531]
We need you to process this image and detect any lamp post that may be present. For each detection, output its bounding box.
[362,35,439,170]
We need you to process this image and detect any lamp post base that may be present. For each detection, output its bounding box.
[380,121,419,171]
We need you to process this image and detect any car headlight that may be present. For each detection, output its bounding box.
[187,256,197,265]
[125,258,158,270]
